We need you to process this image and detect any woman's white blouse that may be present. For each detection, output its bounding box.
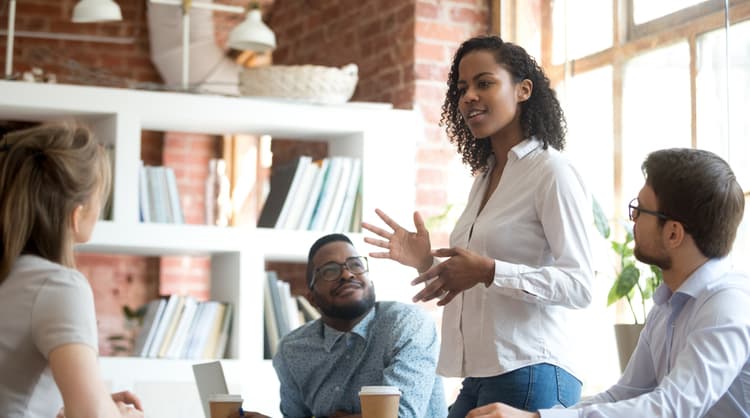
[437,138,594,378]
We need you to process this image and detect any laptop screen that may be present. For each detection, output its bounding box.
[192,361,229,418]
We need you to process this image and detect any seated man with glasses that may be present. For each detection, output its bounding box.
[270,233,445,418]
[465,148,750,418]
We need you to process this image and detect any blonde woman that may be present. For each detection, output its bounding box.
[0,124,143,418]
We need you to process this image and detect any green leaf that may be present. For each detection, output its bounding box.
[592,198,610,239]
[608,264,640,306]
[650,265,663,286]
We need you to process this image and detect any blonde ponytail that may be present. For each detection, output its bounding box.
[0,123,111,282]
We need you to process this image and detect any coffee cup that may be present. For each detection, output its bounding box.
[208,394,243,418]
[358,386,400,418]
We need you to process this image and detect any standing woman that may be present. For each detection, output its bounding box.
[0,124,143,418]
[362,35,593,416]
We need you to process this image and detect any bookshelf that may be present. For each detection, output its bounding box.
[0,80,419,417]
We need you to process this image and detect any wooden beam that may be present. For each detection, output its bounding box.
[491,0,502,35]
[689,34,698,149]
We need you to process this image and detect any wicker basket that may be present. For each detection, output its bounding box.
[239,64,358,104]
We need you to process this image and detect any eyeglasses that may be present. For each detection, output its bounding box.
[310,256,369,289]
[628,198,669,222]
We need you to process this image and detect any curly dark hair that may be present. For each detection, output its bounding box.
[440,35,566,174]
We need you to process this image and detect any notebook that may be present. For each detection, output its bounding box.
[192,361,229,418]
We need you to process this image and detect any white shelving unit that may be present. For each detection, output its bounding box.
[0,80,420,417]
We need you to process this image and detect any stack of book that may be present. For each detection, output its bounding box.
[139,162,185,224]
[132,295,233,360]
[264,271,320,358]
[257,156,362,232]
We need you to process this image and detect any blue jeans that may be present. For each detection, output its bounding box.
[447,363,582,417]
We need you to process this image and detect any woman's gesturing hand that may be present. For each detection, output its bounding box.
[362,209,433,273]
[411,247,495,306]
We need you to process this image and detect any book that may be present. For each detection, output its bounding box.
[146,294,182,358]
[349,183,364,232]
[138,161,151,223]
[277,280,299,334]
[133,298,166,356]
[280,160,320,230]
[257,157,306,228]
[296,295,321,322]
[309,157,344,231]
[263,278,280,359]
[202,303,227,359]
[164,297,198,358]
[266,271,289,338]
[297,159,330,230]
[164,167,184,224]
[179,302,205,358]
[157,295,187,358]
[185,301,220,359]
[274,156,312,229]
[322,157,353,231]
[145,166,169,223]
[334,158,362,232]
[213,304,234,358]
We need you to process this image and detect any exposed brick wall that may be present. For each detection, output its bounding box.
[159,132,221,305]
[267,0,417,109]
[162,132,221,225]
[413,0,490,246]
[0,0,160,85]
[74,254,160,356]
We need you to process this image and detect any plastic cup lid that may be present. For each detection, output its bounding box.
[208,394,243,402]
[358,386,401,395]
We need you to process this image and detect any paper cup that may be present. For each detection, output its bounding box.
[208,394,243,418]
[358,386,400,418]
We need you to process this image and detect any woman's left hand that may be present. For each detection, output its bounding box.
[111,390,143,411]
[411,247,494,306]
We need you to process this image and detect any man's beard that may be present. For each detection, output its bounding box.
[316,279,376,321]
[634,246,672,270]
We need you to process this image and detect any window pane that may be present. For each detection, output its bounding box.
[632,0,707,24]
[552,0,613,63]
[696,20,750,191]
[622,42,691,202]
[557,67,621,395]
[697,20,750,271]
[559,67,615,217]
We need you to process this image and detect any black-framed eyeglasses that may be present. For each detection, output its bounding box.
[310,256,369,289]
[628,198,669,222]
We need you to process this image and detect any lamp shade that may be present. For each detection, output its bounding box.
[72,0,123,23]
[227,9,276,52]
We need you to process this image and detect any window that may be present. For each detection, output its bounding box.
[552,0,613,63]
[621,42,691,202]
[632,0,710,24]
[507,0,750,394]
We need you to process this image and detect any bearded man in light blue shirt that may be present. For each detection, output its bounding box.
[466,148,749,418]
[271,233,446,418]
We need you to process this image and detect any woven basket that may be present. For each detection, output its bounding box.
[239,64,358,104]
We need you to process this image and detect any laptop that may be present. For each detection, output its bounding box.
[192,361,229,418]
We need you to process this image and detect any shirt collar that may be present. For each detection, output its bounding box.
[485,137,541,175]
[509,137,541,160]
[653,258,732,305]
[321,305,376,352]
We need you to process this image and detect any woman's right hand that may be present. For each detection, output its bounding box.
[362,209,433,273]
[117,402,144,418]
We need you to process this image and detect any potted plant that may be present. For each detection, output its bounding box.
[593,200,663,371]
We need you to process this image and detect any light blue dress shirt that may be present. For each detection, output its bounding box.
[272,301,446,418]
[542,258,750,417]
